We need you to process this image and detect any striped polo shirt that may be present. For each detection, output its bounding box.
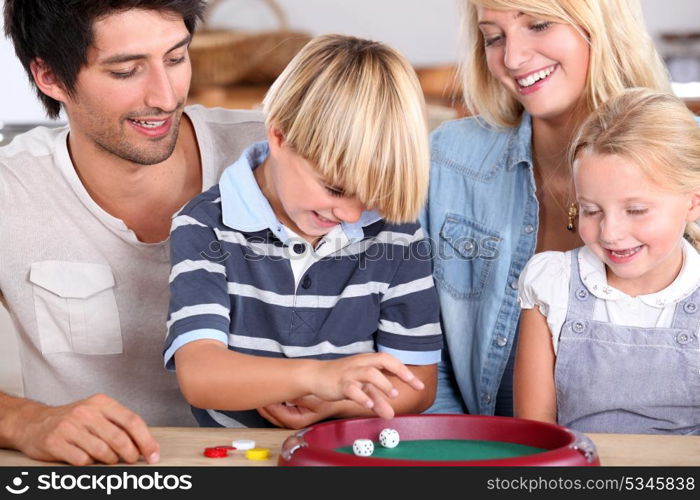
[164,142,443,427]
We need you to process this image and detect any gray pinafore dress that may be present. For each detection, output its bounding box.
[555,249,700,434]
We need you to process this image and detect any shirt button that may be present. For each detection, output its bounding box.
[293,243,306,254]
[496,336,508,347]
[509,280,518,290]
[524,224,534,234]
[481,393,492,404]
[301,275,312,289]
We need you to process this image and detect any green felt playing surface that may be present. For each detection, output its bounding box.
[337,439,546,461]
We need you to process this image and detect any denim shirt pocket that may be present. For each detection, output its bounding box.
[433,213,503,299]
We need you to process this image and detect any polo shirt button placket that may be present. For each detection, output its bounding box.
[301,275,312,290]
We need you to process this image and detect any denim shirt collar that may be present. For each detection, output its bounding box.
[503,112,533,172]
[219,141,380,244]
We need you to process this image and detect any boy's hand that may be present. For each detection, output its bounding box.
[310,353,424,419]
[258,396,331,429]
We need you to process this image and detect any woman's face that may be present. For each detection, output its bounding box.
[477,7,590,123]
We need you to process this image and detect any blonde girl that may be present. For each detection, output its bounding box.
[516,88,700,433]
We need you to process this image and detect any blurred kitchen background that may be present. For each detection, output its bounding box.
[1,0,699,395]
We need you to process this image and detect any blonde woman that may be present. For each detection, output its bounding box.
[166,35,442,429]
[516,88,700,433]
[420,0,671,417]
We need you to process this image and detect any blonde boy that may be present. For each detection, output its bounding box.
[163,35,442,428]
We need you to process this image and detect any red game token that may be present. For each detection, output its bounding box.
[215,445,237,451]
[203,447,228,458]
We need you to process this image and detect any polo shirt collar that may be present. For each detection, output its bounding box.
[342,210,382,241]
[219,141,381,244]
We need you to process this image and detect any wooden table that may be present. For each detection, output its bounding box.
[0,428,697,466]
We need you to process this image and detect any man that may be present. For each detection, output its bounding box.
[0,0,265,465]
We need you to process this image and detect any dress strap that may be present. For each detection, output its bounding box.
[670,283,700,332]
[565,247,595,319]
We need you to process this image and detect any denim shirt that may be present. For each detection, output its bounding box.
[420,113,537,415]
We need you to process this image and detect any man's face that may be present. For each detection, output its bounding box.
[63,9,192,165]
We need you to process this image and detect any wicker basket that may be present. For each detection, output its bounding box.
[189,0,311,88]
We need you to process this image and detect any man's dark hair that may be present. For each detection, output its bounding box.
[4,1,207,119]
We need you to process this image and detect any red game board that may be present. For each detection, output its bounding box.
[279,414,599,466]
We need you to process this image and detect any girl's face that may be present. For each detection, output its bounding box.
[574,152,700,296]
[477,8,590,123]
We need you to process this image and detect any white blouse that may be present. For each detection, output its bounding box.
[517,239,700,353]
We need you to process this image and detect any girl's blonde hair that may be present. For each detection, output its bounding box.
[461,0,670,127]
[262,34,429,223]
[569,88,700,251]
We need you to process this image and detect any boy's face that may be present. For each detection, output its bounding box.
[58,9,192,165]
[263,129,366,245]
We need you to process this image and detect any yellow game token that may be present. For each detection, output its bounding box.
[245,447,270,461]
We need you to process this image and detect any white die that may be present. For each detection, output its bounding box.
[352,439,374,457]
[378,428,400,448]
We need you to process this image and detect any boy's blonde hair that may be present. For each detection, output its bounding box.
[262,34,429,223]
[461,0,670,127]
[569,88,700,251]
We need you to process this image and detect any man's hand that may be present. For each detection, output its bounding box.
[9,394,160,466]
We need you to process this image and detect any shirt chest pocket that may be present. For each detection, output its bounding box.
[29,261,123,355]
[433,214,502,299]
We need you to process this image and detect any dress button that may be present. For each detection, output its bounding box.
[293,243,306,254]
[683,302,698,314]
[301,275,312,289]
[496,336,508,347]
[676,333,692,345]
[524,224,534,234]
[571,320,586,333]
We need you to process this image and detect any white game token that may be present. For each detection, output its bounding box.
[232,439,256,450]
[352,439,374,457]
[378,428,400,448]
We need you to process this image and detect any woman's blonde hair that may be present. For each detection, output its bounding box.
[569,88,700,251]
[262,34,429,223]
[461,0,670,127]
